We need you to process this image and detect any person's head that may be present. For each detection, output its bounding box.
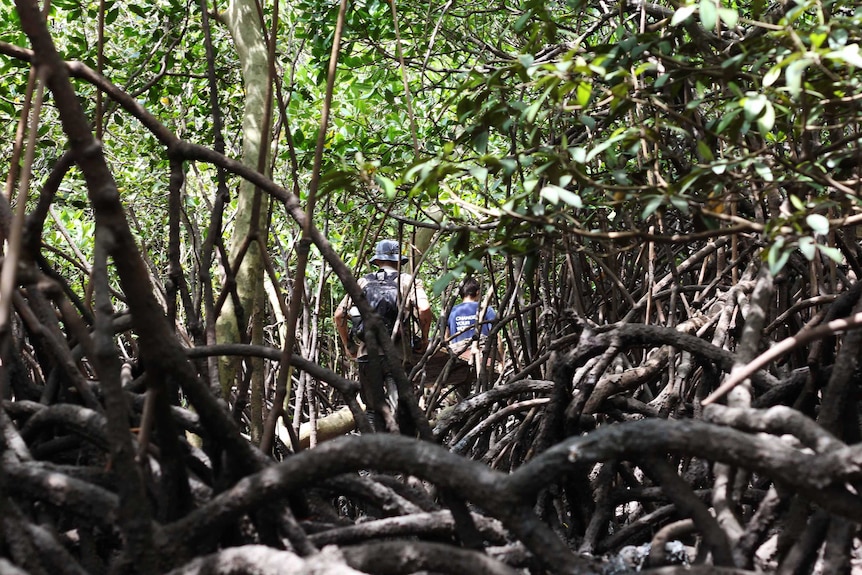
[459,276,480,299]
[370,239,407,267]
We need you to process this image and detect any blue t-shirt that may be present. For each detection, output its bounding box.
[448,301,496,343]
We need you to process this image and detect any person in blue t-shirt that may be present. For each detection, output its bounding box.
[447,276,496,346]
[444,277,500,402]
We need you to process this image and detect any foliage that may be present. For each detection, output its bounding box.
[3,0,862,572]
[1,0,861,426]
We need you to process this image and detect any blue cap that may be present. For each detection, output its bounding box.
[371,239,407,264]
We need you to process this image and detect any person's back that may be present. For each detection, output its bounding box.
[348,268,414,360]
[447,277,496,345]
[442,277,498,402]
[449,300,492,343]
[334,239,432,433]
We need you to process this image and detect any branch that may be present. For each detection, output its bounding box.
[158,434,599,575]
[341,540,519,575]
[703,309,862,405]
[512,419,862,522]
[561,323,779,391]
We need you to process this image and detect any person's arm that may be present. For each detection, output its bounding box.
[418,304,433,346]
[411,278,433,350]
[333,297,355,359]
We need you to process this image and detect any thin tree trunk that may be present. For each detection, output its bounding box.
[217,0,273,406]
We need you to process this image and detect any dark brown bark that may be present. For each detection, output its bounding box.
[4,6,862,575]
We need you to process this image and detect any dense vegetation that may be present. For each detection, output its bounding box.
[1,0,862,572]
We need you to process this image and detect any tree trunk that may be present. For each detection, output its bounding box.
[217,0,272,429]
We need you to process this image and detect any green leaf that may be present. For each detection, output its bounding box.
[514,10,532,32]
[790,195,806,211]
[806,213,830,235]
[432,271,456,296]
[518,54,535,69]
[540,185,559,204]
[559,189,583,208]
[524,100,542,124]
[669,195,690,214]
[576,81,591,107]
[716,107,742,134]
[831,29,849,49]
[699,0,717,30]
[785,58,811,98]
[798,237,816,261]
[818,245,844,263]
[754,162,774,182]
[752,0,765,18]
[642,195,664,219]
[498,159,518,175]
[826,44,862,68]
[469,166,488,182]
[585,129,630,163]
[810,32,827,49]
[612,170,631,185]
[721,54,745,69]
[375,175,397,199]
[671,4,697,26]
[472,129,489,153]
[655,73,671,89]
[743,94,766,120]
[767,237,790,275]
[717,7,738,27]
[570,147,587,163]
[542,185,583,208]
[697,140,714,162]
[757,101,775,134]
[579,115,596,130]
[524,83,556,124]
